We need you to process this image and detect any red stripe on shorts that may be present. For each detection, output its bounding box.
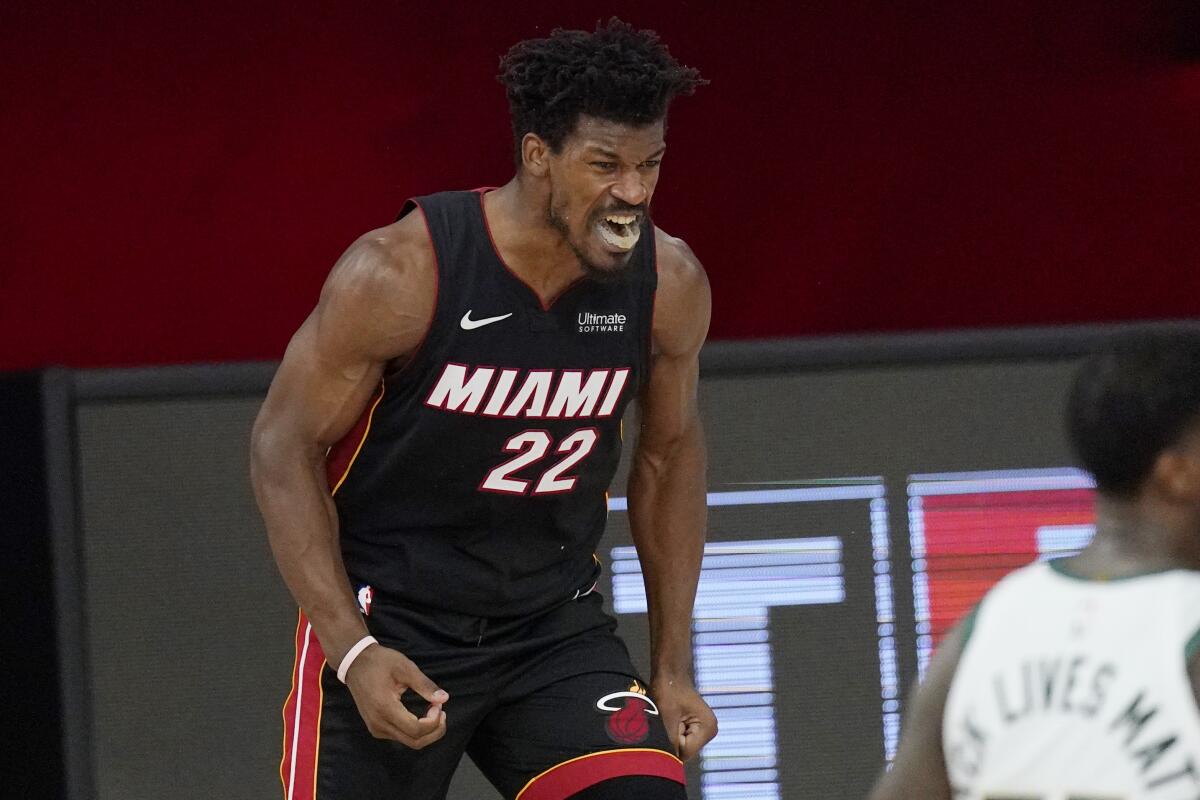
[516,748,685,800]
[280,611,326,800]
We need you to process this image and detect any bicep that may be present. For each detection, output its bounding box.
[253,232,434,457]
[255,312,386,457]
[639,238,711,450]
[637,349,702,452]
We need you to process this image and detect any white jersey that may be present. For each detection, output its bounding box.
[943,561,1200,800]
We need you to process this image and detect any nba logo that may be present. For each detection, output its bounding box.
[356,585,373,616]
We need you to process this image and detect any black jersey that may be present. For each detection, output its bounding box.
[326,189,657,618]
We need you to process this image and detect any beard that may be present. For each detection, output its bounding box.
[545,189,645,283]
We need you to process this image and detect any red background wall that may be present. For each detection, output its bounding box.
[3,1,1199,370]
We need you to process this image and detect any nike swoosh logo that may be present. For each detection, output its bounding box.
[460,310,514,330]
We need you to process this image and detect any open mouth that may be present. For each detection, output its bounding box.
[595,212,641,251]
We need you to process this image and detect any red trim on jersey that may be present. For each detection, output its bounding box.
[325,380,385,494]
[280,611,326,800]
[324,200,439,495]
[475,188,586,312]
[515,749,685,800]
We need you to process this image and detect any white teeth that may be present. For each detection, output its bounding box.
[597,221,641,250]
[605,214,636,225]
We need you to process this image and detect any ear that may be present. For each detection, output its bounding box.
[521,133,551,177]
[1179,424,1200,501]
[1152,451,1190,501]
[1152,440,1200,503]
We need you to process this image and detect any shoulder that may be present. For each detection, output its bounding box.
[654,227,708,299]
[652,227,711,357]
[992,560,1052,591]
[322,211,435,303]
[314,210,437,363]
[959,563,1049,632]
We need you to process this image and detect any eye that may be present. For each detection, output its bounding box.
[591,161,618,172]
[641,160,661,169]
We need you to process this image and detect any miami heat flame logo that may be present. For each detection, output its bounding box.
[595,681,660,745]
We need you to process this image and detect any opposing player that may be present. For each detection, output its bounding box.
[869,328,1200,799]
[251,19,717,800]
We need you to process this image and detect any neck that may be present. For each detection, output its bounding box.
[483,177,585,300]
[1065,495,1200,577]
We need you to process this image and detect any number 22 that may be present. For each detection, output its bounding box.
[479,429,600,495]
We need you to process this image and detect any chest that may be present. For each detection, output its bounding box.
[435,259,650,369]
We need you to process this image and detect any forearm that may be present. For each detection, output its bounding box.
[252,443,367,667]
[627,419,707,680]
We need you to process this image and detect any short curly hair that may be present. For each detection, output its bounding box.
[1067,328,1200,497]
[498,18,706,164]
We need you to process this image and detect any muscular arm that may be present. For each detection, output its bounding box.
[626,230,716,759]
[868,620,969,800]
[250,213,446,745]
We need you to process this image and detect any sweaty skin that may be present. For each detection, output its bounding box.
[629,229,717,760]
[251,116,717,759]
[251,215,446,748]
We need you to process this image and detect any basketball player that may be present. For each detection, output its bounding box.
[869,329,1200,800]
[250,19,717,800]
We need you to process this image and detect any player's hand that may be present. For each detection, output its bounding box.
[651,676,717,761]
[343,643,449,749]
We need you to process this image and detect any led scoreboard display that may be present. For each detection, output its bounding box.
[581,330,1129,799]
[56,325,1181,800]
[908,468,1096,676]
[605,470,1095,800]
[608,484,898,800]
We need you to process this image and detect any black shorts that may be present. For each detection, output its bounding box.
[279,590,686,799]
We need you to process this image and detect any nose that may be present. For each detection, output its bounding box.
[610,170,648,207]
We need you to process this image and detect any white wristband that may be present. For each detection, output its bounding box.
[336,635,378,684]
